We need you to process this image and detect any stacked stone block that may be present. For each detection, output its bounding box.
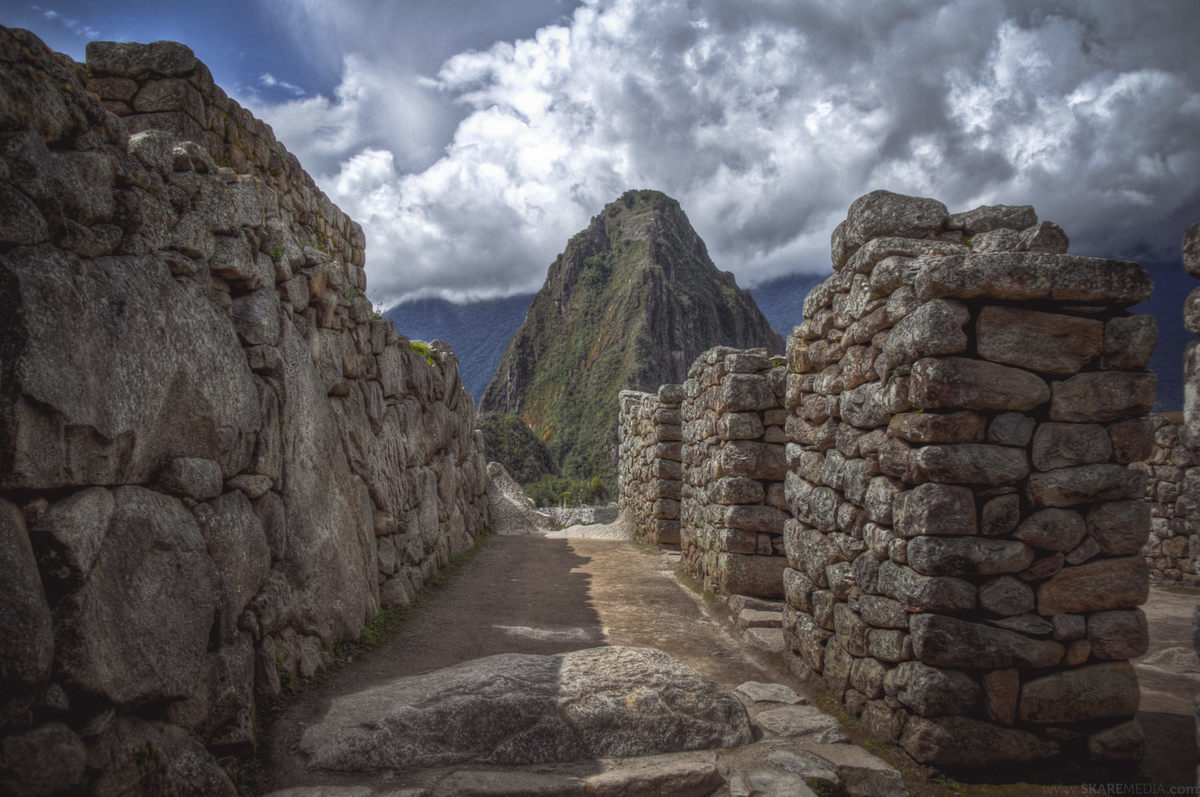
[0,30,488,794]
[679,347,789,597]
[1139,415,1198,581]
[780,190,1154,768]
[617,386,684,546]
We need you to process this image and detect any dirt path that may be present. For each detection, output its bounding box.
[258,535,801,793]
[257,536,1200,795]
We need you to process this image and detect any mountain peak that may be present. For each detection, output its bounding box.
[480,190,782,483]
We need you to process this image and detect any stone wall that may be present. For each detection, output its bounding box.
[1139,414,1198,582]
[619,189,1158,769]
[617,386,683,546]
[0,29,489,794]
[780,191,1154,768]
[679,348,790,597]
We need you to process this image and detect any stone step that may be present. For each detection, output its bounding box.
[728,594,786,616]
[744,626,786,654]
[735,608,784,631]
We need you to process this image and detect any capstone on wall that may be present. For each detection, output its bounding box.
[0,28,488,795]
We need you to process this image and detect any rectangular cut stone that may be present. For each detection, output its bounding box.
[723,504,788,534]
[914,252,1151,305]
[1035,556,1148,615]
[910,357,1049,411]
[1050,372,1156,422]
[910,613,1064,669]
[976,306,1102,375]
[717,553,787,599]
[910,444,1029,485]
[1027,464,1145,507]
[720,373,775,412]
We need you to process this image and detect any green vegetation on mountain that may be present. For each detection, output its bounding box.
[476,411,555,484]
[480,189,782,484]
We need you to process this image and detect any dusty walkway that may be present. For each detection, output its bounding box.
[258,534,1200,795]
[260,535,808,793]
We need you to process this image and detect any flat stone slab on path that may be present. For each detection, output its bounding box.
[299,646,753,772]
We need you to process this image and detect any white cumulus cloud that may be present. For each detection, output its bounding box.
[251,0,1200,305]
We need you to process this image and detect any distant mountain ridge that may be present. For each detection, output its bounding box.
[479,189,783,482]
[385,260,1187,415]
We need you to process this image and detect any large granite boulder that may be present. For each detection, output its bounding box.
[299,646,753,771]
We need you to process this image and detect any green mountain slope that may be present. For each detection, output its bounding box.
[480,189,783,483]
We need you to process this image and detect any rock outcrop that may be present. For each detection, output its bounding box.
[481,189,782,484]
[0,28,489,793]
[298,646,754,771]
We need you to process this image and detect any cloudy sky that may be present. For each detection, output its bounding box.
[7,0,1200,306]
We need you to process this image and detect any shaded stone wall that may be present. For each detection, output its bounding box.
[617,386,684,546]
[0,29,488,794]
[679,348,790,597]
[1139,414,1198,582]
[779,191,1154,768]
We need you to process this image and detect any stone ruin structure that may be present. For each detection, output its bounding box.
[1141,415,1198,581]
[617,386,684,547]
[621,189,1158,768]
[0,29,488,794]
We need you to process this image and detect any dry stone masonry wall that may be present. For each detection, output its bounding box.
[620,189,1158,770]
[617,386,684,546]
[779,190,1156,769]
[678,348,790,597]
[0,29,489,795]
[1139,414,1198,582]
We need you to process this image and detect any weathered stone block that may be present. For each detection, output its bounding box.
[1014,508,1086,552]
[1086,501,1151,556]
[717,553,787,599]
[910,357,1049,411]
[910,443,1029,485]
[1031,422,1113,471]
[915,252,1151,305]
[1035,556,1148,615]
[877,561,975,612]
[979,575,1035,616]
[976,306,1102,375]
[894,483,976,537]
[1087,609,1149,660]
[988,412,1036,447]
[888,411,986,443]
[910,613,1063,669]
[900,715,1058,766]
[981,669,1020,725]
[1027,464,1145,507]
[907,537,1034,577]
[1103,315,1157,369]
[980,493,1020,536]
[881,299,970,367]
[1018,662,1139,723]
[1050,372,1156,423]
[884,660,979,717]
